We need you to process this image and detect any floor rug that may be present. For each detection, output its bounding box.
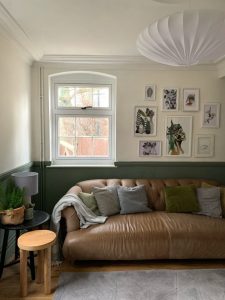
[54,269,225,300]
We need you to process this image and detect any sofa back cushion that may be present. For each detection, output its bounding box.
[164,185,199,213]
[76,178,219,211]
[117,185,151,214]
[197,187,222,218]
[93,186,120,216]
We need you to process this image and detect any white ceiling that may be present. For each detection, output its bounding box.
[1,0,225,62]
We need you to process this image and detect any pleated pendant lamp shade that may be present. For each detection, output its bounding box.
[137,10,225,66]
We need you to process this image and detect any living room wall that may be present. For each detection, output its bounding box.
[32,62,225,162]
[0,30,32,175]
[31,62,225,212]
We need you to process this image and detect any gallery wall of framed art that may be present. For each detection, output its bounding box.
[133,83,221,161]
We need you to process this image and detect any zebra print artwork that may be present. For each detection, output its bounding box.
[135,106,157,136]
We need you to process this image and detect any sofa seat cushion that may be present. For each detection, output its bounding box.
[62,211,225,261]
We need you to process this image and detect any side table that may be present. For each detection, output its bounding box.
[0,210,50,279]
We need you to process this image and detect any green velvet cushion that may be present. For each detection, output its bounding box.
[78,192,100,216]
[165,185,199,213]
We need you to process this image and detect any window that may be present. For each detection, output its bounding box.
[50,72,116,165]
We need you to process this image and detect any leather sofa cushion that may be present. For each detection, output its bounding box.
[62,211,225,261]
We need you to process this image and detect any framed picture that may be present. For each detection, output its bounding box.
[202,103,220,128]
[183,88,200,111]
[162,88,179,111]
[139,140,161,157]
[145,85,156,101]
[165,116,192,157]
[195,134,214,157]
[134,106,157,136]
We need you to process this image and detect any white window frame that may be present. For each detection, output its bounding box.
[49,72,116,166]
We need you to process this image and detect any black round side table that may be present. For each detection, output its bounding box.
[0,210,50,280]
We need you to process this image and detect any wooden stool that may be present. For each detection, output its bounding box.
[17,229,56,297]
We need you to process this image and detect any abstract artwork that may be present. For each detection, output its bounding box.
[183,88,200,111]
[162,88,178,111]
[202,103,220,128]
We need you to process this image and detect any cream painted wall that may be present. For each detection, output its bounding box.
[0,31,31,174]
[31,63,225,163]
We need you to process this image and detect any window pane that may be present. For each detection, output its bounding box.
[76,137,109,157]
[57,116,109,158]
[57,86,110,108]
[76,117,109,137]
[58,137,76,157]
[58,117,75,136]
[58,86,76,107]
[93,88,109,107]
[76,87,92,107]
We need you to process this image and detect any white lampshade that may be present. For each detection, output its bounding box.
[12,172,38,196]
[137,10,225,66]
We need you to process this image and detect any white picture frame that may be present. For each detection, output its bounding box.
[162,88,179,111]
[139,140,162,157]
[183,88,200,112]
[195,134,214,157]
[145,85,156,101]
[134,106,157,136]
[202,103,220,128]
[165,115,192,157]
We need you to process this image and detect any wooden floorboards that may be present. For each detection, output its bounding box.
[0,259,225,299]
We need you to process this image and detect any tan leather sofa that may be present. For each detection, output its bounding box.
[61,178,225,262]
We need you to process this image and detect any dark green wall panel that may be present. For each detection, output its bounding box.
[32,162,225,214]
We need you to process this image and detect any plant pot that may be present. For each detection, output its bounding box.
[0,206,25,225]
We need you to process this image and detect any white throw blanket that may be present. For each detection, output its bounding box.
[51,193,107,261]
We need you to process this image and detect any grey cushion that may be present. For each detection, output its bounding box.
[92,186,120,216]
[197,187,222,218]
[117,185,151,214]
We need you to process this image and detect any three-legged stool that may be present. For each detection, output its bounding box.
[17,229,56,297]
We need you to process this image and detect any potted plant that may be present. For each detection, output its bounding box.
[0,181,25,225]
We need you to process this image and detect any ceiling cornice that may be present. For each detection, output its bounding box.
[0,2,42,61]
[40,54,153,64]
[37,54,217,72]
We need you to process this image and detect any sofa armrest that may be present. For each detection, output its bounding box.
[61,206,80,232]
[61,185,82,233]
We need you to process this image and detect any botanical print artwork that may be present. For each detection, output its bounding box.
[139,141,161,157]
[145,85,156,101]
[162,88,178,111]
[183,89,199,111]
[202,103,220,128]
[135,106,157,136]
[165,116,192,157]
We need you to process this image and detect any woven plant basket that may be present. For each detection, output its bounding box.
[0,206,25,225]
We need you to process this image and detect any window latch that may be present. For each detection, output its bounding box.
[81,106,93,110]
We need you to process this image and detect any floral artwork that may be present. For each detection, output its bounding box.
[139,141,161,156]
[162,88,178,111]
[202,103,220,128]
[165,116,192,157]
[135,106,157,136]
